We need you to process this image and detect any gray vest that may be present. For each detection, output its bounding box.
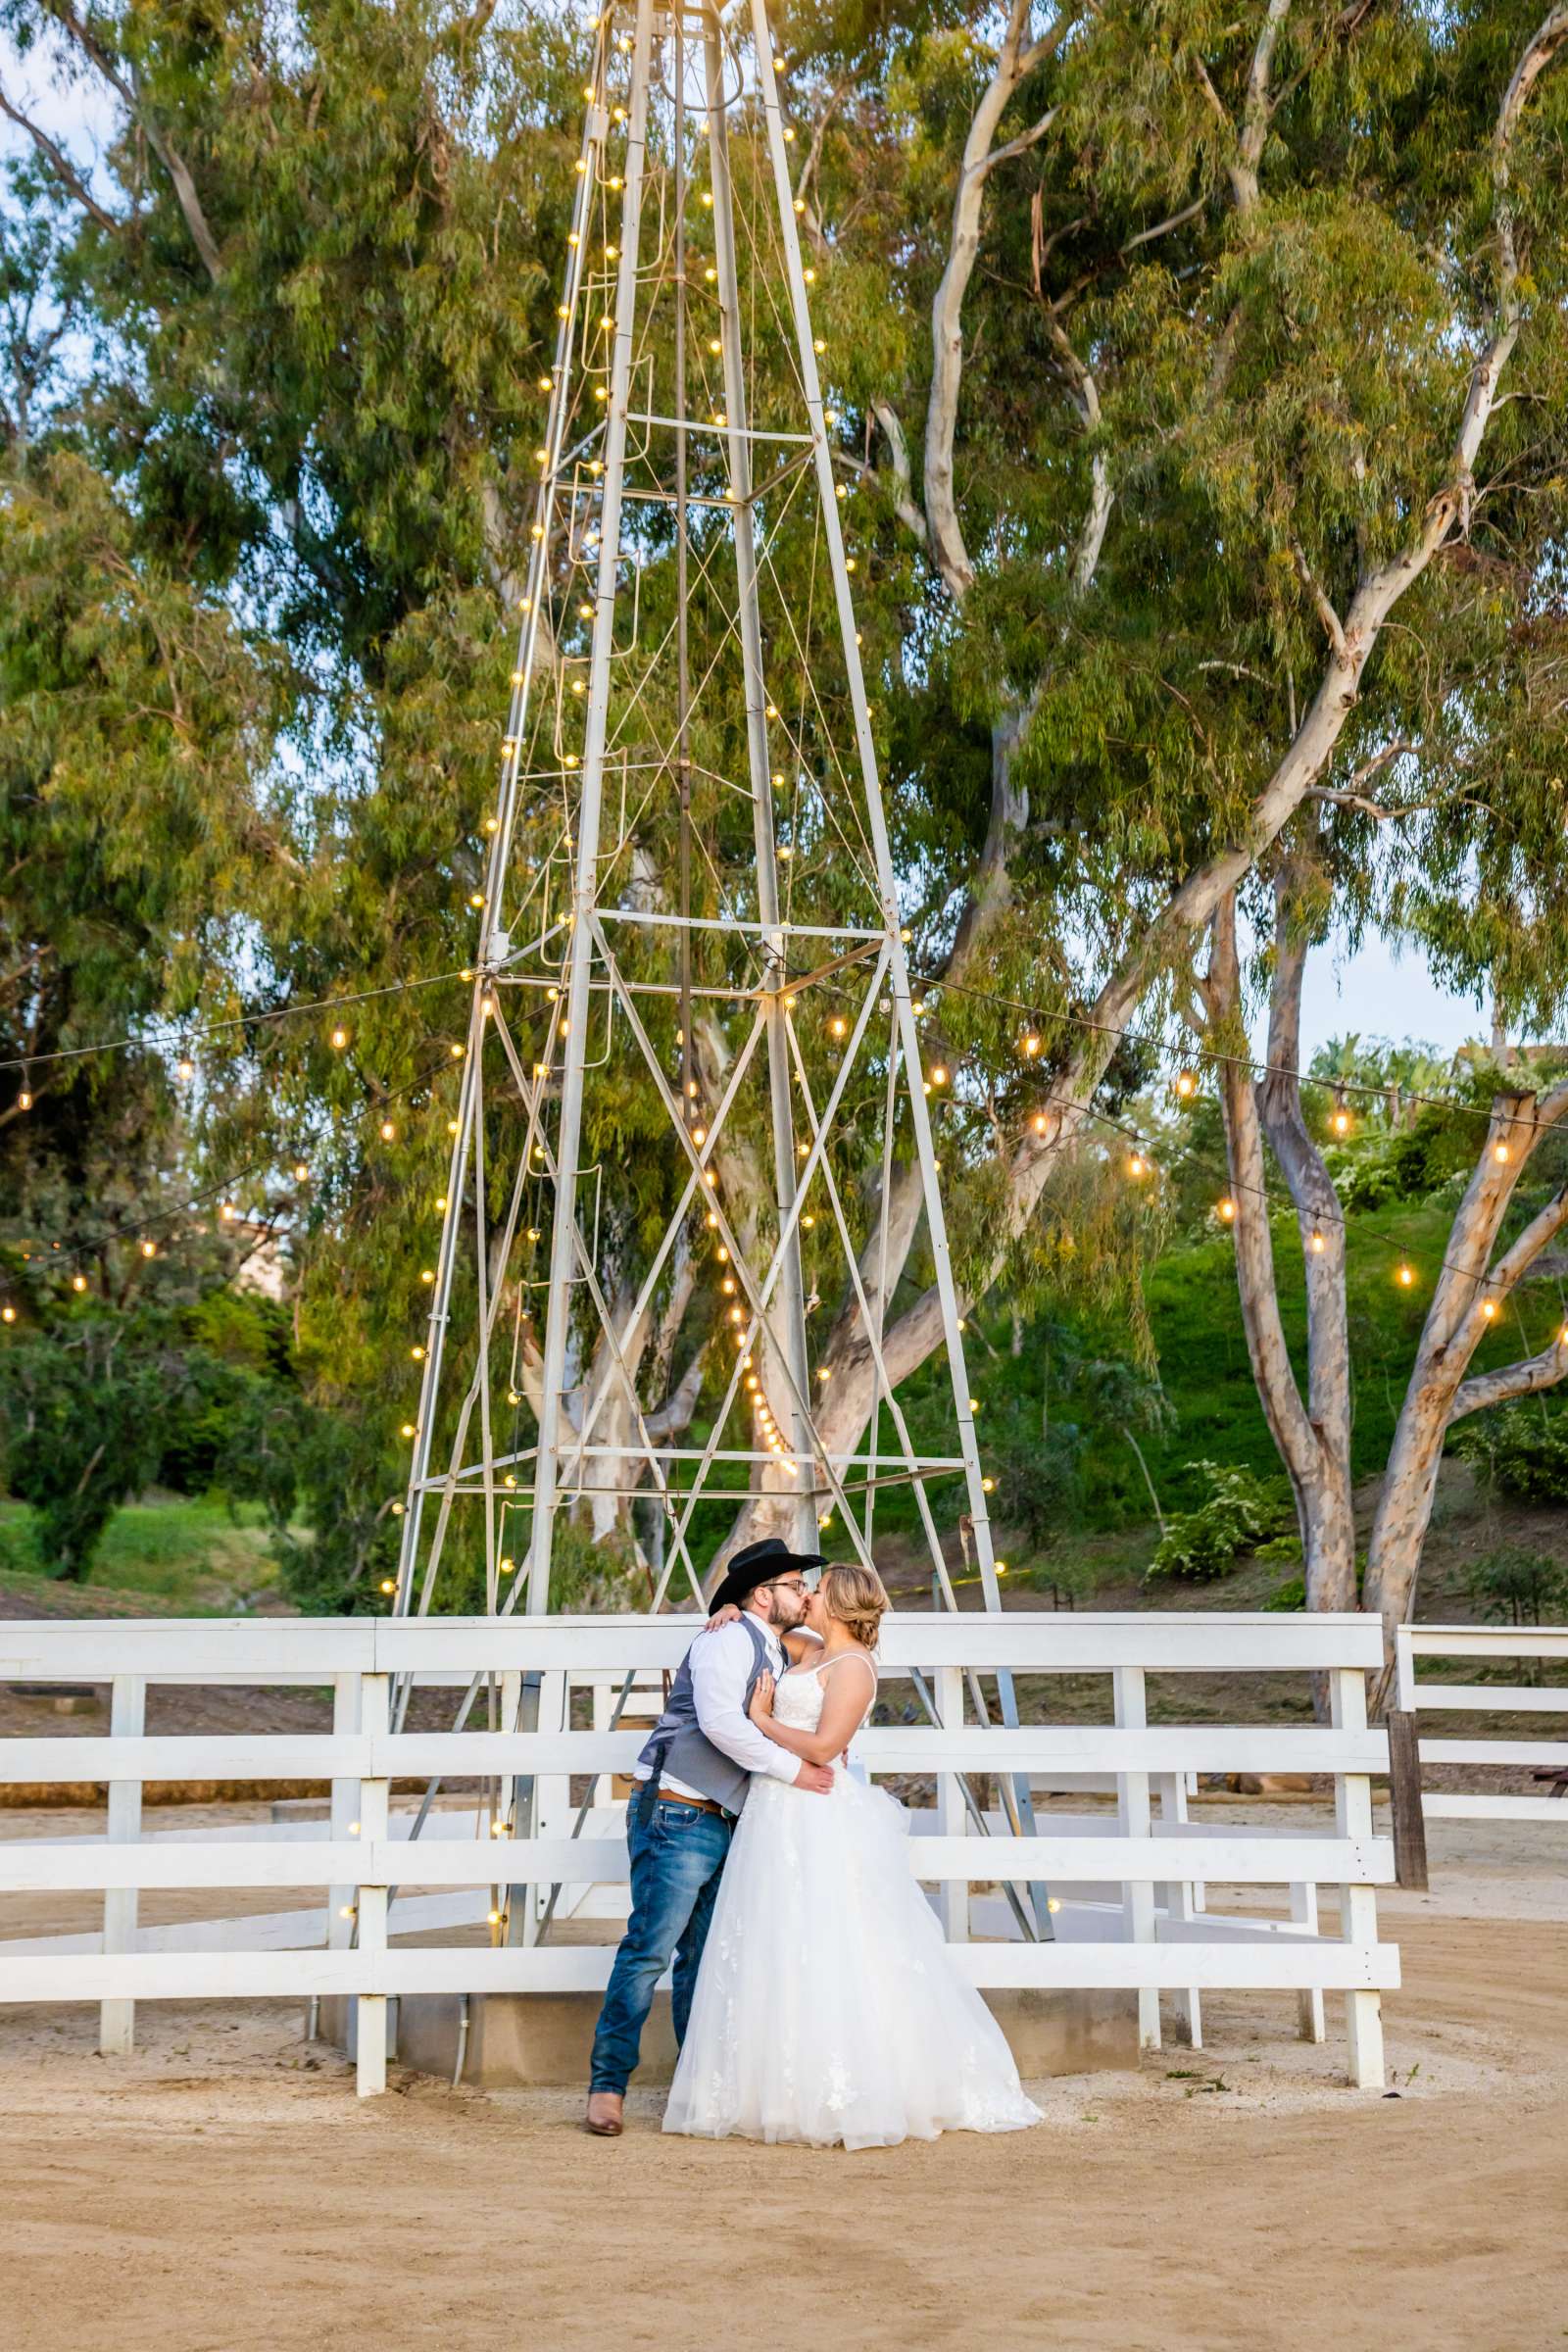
[635,1614,777,1817]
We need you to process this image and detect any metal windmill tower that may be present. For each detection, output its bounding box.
[392,0,1030,1738]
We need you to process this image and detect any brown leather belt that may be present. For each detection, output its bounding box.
[655,1787,732,1821]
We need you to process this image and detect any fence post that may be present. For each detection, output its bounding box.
[1331,1664,1385,2089]
[1289,1882,1326,2042]
[1114,1665,1160,2051]
[529,1668,567,1934]
[355,1672,391,2098]
[1155,1771,1201,2048]
[1386,1708,1429,1891]
[327,1671,362,1957]
[934,1665,967,1941]
[99,1674,145,2057]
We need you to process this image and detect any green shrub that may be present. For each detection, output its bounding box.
[1147,1460,1294,1581]
[1262,1573,1307,1611]
[1450,1403,1568,1505]
[1464,1544,1568,1629]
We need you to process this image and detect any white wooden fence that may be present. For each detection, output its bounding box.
[1395,1623,1568,1822]
[0,1611,1397,2094]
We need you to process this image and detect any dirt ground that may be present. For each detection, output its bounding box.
[1,1814,1564,2352]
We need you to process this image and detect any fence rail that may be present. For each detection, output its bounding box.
[1395,1623,1568,1823]
[1,1611,1396,2096]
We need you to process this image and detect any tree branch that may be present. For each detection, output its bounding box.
[43,0,223,283]
[1451,1333,1568,1422]
[924,1,1076,600]
[0,79,120,231]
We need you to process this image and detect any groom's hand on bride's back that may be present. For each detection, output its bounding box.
[794,1760,834,1793]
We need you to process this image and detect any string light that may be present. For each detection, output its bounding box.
[379,1120,397,1142]
[330,1026,349,1051]
[1494,1141,1511,1163]
[1,1305,15,1324]
[1481,1298,1498,1320]
[1217,1198,1237,1223]
[1396,1262,1416,1288]
[72,1274,87,1292]
[1309,1227,1326,1253]
[1174,1070,1196,1099]
[17,1090,31,1109]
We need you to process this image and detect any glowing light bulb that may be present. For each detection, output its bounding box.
[72,1274,87,1293]
[1481,1298,1498,1320]
[1127,1152,1148,1179]
[1332,1108,1350,1136]
[1309,1228,1325,1253]
[1396,1262,1415,1288]
[1,1305,15,1324]
[1494,1142,1510,1163]
[380,1120,397,1142]
[412,1345,425,1360]
[140,1240,156,1258]
[330,1026,348,1050]
[1175,1070,1196,1099]
[1218,1198,1237,1223]
[930,1065,948,1087]
[176,1059,194,1082]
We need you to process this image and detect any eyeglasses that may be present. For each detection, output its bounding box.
[763,1575,810,1594]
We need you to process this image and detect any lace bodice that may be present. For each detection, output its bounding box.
[773,1654,875,1736]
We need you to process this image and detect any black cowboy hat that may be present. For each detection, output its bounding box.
[707,1535,827,1615]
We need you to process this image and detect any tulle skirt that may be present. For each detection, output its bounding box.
[662,1768,1042,2150]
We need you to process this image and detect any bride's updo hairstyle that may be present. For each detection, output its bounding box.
[819,1562,889,1652]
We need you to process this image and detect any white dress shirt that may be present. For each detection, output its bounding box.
[634,1615,800,1799]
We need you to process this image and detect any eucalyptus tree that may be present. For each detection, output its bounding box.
[7,0,1568,1599]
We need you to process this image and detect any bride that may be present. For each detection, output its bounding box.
[662,1561,1042,2150]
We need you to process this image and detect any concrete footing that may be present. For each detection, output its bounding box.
[321,1984,1138,2088]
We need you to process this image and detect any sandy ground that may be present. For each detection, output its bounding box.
[0,1812,1565,2352]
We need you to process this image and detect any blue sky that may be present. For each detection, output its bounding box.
[1291,929,1489,1060]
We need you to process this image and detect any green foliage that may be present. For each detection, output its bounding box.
[994,1421,1086,1553]
[1451,1402,1568,1506]
[1148,1460,1294,1582]
[4,0,1568,1612]
[1464,1544,1568,1630]
[1262,1573,1307,1612]
[0,1313,168,1577]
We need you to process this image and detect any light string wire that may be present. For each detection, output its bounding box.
[1,1038,483,1293]
[0,965,471,1079]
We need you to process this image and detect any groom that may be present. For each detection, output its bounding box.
[584,1535,831,2136]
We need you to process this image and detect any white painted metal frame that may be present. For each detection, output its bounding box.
[1,1612,1396,2094]
[387,0,1018,1652]
[1396,1622,1568,1822]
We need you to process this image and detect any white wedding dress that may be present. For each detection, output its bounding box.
[662,1654,1043,2150]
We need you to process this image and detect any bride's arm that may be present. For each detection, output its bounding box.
[747,1655,874,1766]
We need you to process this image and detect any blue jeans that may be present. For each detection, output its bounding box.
[589,1796,732,2095]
